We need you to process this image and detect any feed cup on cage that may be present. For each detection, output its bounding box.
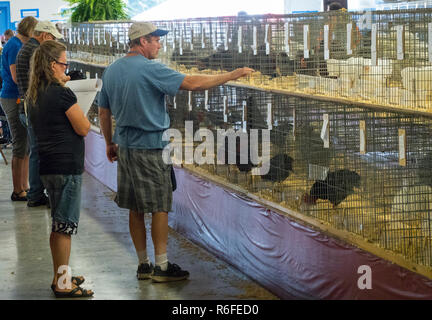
[361,59,392,86]
[386,87,401,105]
[401,67,415,91]
[345,57,364,82]
[401,89,415,108]
[415,90,432,109]
[338,78,352,97]
[297,74,306,89]
[326,59,341,78]
[415,67,432,91]
[361,69,386,87]
[354,79,366,100]
[400,66,432,92]
[280,75,297,89]
[328,78,339,95]
[373,87,386,104]
[315,77,324,94]
[316,77,335,95]
[298,74,316,91]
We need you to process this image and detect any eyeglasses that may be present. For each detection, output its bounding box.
[55,60,69,68]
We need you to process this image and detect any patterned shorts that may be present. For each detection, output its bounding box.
[115,147,173,213]
[41,174,82,235]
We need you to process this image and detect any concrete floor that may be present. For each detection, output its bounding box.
[0,147,278,300]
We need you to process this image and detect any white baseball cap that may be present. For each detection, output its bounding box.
[34,21,63,39]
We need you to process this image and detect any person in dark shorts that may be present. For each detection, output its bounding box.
[0,16,38,201]
[26,40,93,298]
[98,21,253,282]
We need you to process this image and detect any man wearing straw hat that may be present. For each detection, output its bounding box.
[98,21,253,282]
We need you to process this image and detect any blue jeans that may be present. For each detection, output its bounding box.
[40,174,82,235]
[19,113,45,202]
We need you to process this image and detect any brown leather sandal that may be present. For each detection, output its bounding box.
[11,191,27,201]
[54,286,94,298]
[51,276,85,292]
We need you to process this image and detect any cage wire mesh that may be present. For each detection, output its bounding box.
[166,85,431,268]
[66,9,432,270]
[63,9,432,113]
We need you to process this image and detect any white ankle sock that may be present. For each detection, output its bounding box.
[155,253,168,271]
[137,250,150,265]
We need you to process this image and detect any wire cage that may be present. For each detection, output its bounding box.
[165,85,432,268]
[70,9,432,274]
[64,8,432,114]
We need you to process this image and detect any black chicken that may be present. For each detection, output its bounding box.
[303,169,361,207]
[418,153,432,188]
[197,45,296,78]
[236,139,255,172]
[261,154,294,182]
[295,122,331,169]
[215,95,271,173]
[219,135,255,172]
[198,50,240,72]
[245,96,267,131]
[236,95,266,172]
[171,48,199,69]
[270,120,293,149]
[227,95,266,132]
[295,51,329,77]
[250,45,295,78]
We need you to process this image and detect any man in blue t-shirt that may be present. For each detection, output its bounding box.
[98,21,253,283]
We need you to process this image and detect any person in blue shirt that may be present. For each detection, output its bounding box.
[0,49,12,144]
[0,16,38,201]
[99,21,253,283]
[2,29,14,46]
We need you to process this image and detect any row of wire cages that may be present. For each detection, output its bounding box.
[78,51,432,270]
[68,11,432,271]
[162,84,432,270]
[63,8,432,114]
[62,21,132,66]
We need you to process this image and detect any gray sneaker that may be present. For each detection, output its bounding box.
[137,262,154,280]
[151,262,189,282]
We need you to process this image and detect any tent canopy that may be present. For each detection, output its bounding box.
[132,0,285,20]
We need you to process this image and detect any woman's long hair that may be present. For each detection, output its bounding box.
[27,40,67,105]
